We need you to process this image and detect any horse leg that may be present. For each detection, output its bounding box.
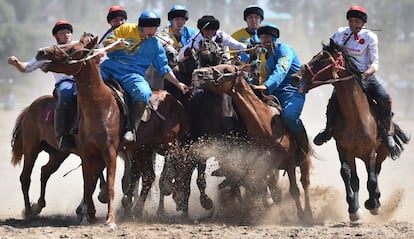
[266,169,282,205]
[103,150,118,228]
[172,159,194,217]
[19,151,38,218]
[286,163,305,219]
[132,150,155,217]
[364,152,383,214]
[299,157,312,220]
[97,173,107,204]
[35,150,68,216]
[80,159,102,225]
[158,154,177,216]
[338,149,360,221]
[121,151,139,210]
[196,160,213,211]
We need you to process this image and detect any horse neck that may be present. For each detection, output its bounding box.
[74,60,109,98]
[333,75,371,123]
[229,77,274,138]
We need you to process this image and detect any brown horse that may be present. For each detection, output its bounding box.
[290,39,410,222]
[34,34,121,228]
[191,64,313,220]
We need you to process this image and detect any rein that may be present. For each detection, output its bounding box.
[304,50,354,85]
[66,39,127,64]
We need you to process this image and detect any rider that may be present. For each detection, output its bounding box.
[100,5,128,45]
[178,15,247,65]
[162,5,197,52]
[313,5,395,151]
[7,20,76,151]
[100,11,189,143]
[231,5,264,62]
[251,23,310,165]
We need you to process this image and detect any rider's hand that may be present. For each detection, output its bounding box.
[178,82,189,94]
[7,56,19,66]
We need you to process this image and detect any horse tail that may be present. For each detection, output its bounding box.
[11,107,28,166]
[390,122,411,160]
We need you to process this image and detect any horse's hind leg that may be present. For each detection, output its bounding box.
[266,169,282,205]
[35,150,68,216]
[20,151,38,218]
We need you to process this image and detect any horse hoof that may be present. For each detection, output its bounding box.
[106,222,117,230]
[349,209,361,222]
[370,207,379,215]
[98,192,108,204]
[200,195,213,210]
[121,195,133,209]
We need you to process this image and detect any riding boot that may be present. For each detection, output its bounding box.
[54,108,75,151]
[292,130,310,166]
[123,101,147,142]
[313,92,338,145]
[381,113,396,151]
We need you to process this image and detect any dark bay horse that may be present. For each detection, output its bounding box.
[191,64,313,220]
[34,35,122,228]
[291,39,410,222]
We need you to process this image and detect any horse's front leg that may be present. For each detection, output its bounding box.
[20,154,37,218]
[286,162,305,220]
[132,151,155,217]
[338,149,360,221]
[364,152,382,214]
[81,162,98,225]
[299,156,312,220]
[196,160,213,211]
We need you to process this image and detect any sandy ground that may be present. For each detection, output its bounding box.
[0,86,413,238]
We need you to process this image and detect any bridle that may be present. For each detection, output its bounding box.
[304,49,354,85]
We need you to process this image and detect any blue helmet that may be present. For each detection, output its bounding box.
[168,5,189,21]
[138,11,161,27]
[257,23,279,42]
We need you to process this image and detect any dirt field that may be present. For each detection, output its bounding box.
[0,87,413,238]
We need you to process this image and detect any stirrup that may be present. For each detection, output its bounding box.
[122,130,135,142]
[313,128,332,146]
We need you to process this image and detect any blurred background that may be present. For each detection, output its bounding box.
[0,0,413,116]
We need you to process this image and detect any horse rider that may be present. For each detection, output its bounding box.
[178,15,247,66]
[99,5,128,45]
[8,20,77,152]
[313,5,396,151]
[162,5,197,52]
[100,10,189,143]
[250,23,310,166]
[231,5,264,62]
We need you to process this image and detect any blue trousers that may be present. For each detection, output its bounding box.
[54,79,77,110]
[276,91,306,133]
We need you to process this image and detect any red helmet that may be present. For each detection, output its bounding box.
[107,6,127,23]
[52,20,73,35]
[346,5,367,23]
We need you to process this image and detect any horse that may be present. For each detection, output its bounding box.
[33,34,122,228]
[290,38,410,222]
[191,64,313,220]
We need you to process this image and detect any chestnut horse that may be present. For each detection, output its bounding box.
[34,35,122,228]
[291,39,410,221]
[191,64,313,220]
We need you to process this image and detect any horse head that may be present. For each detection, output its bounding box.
[291,38,348,93]
[192,64,241,94]
[36,33,99,75]
[198,37,223,67]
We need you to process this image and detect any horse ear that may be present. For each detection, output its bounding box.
[329,38,335,46]
[86,36,99,49]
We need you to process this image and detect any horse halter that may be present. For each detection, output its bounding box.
[304,50,351,84]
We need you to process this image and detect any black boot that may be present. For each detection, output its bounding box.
[314,92,338,146]
[381,113,396,151]
[293,130,310,166]
[123,101,147,142]
[54,108,75,151]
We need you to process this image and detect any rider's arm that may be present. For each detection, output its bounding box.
[8,56,45,73]
[164,71,189,94]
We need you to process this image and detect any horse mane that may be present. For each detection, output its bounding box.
[324,39,361,75]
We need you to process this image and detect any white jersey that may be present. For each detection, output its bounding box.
[25,45,75,84]
[178,30,246,62]
[332,26,379,72]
